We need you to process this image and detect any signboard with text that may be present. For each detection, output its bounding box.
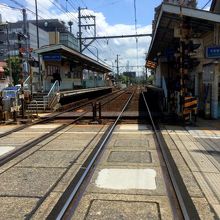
[206,46,220,59]
[43,54,61,61]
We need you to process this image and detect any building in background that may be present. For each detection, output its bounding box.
[0,17,80,91]
[29,19,79,51]
[0,20,49,62]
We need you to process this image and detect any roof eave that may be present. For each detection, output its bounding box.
[35,44,111,72]
[147,3,220,61]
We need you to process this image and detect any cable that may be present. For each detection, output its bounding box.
[9,0,45,19]
[0,3,21,11]
[94,0,121,10]
[201,0,212,9]
[49,0,78,24]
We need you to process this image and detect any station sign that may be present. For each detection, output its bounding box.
[206,46,220,59]
[43,54,61,61]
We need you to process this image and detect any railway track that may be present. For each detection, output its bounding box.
[44,88,200,220]
[0,89,128,167]
[0,89,125,138]
[0,87,202,219]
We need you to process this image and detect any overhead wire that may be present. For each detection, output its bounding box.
[94,0,121,10]
[67,0,117,61]
[201,0,212,9]
[0,3,21,11]
[70,5,117,61]
[68,0,117,61]
[49,0,78,24]
[9,0,45,19]
[7,0,117,65]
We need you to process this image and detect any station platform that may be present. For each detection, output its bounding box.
[161,118,220,219]
[59,87,112,106]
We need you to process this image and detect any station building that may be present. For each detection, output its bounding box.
[35,44,111,92]
[0,16,111,113]
[147,0,220,119]
[0,17,110,91]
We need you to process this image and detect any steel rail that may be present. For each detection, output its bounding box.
[142,92,200,220]
[46,91,135,220]
[0,124,67,167]
[0,89,125,139]
[0,90,129,167]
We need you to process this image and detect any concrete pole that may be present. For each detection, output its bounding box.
[35,0,41,91]
[6,23,12,85]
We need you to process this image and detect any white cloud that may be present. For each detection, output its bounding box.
[203,6,210,11]
[0,1,152,75]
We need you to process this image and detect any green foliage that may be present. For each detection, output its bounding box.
[146,74,155,84]
[3,57,21,85]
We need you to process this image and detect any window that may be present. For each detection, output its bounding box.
[46,65,60,77]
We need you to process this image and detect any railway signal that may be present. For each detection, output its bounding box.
[145,60,157,69]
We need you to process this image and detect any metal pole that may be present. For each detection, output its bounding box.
[35,0,41,91]
[35,0,40,48]
[6,23,12,85]
[116,54,119,75]
[78,7,82,53]
[23,9,28,78]
[178,4,184,117]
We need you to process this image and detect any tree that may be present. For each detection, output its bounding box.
[3,56,21,86]
[146,74,155,85]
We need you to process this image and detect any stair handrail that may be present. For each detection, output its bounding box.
[43,80,59,110]
[24,76,30,86]
[21,76,31,91]
[17,76,31,92]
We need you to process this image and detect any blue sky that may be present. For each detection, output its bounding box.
[78,0,211,25]
[0,0,213,75]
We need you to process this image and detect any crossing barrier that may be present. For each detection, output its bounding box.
[183,96,198,122]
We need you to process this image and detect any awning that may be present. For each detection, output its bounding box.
[147,3,220,61]
[35,44,111,73]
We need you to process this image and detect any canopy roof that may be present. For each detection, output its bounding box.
[148,3,220,61]
[35,44,111,73]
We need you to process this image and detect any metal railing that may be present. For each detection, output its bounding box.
[43,80,59,110]
[23,76,31,90]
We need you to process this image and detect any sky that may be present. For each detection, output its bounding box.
[0,0,213,76]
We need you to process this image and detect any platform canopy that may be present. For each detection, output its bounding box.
[147,3,220,61]
[35,44,111,73]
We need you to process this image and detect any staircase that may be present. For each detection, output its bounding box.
[26,81,60,114]
[26,93,48,113]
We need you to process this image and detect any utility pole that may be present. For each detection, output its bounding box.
[19,9,28,118]
[23,8,29,77]
[78,7,82,53]
[78,7,96,52]
[116,54,119,75]
[6,23,12,85]
[35,0,41,92]
[35,0,39,49]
